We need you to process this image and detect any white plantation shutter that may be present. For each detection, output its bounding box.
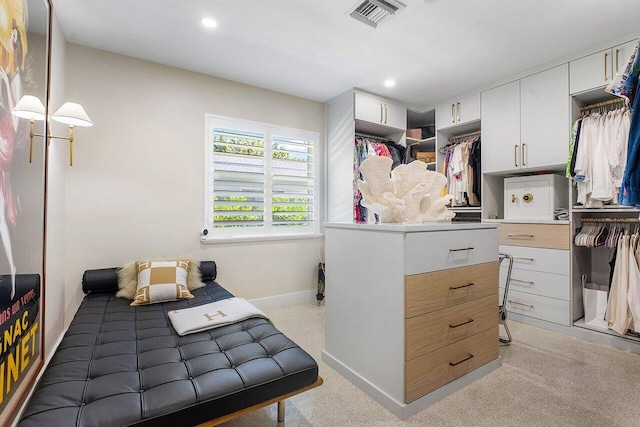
[206,115,319,238]
[271,136,315,228]
[211,128,265,230]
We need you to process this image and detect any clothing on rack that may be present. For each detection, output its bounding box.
[570,105,631,207]
[353,135,410,223]
[441,135,481,207]
[606,37,640,206]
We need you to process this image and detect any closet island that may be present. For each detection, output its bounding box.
[322,222,501,419]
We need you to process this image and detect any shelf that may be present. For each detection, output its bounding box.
[573,318,640,343]
[448,207,481,212]
[572,206,639,213]
[484,218,570,225]
[406,136,435,145]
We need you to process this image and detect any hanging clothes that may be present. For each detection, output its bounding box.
[606,37,640,206]
[606,233,631,334]
[442,136,481,207]
[572,106,631,207]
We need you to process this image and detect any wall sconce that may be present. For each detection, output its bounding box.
[12,95,93,166]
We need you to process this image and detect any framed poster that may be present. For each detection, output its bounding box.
[0,0,50,424]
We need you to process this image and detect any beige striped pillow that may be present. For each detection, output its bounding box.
[130,260,194,306]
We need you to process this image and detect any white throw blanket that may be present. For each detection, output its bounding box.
[168,297,268,336]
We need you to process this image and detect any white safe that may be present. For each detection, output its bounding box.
[504,174,568,220]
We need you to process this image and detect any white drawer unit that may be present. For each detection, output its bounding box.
[504,174,568,220]
[500,267,570,301]
[500,288,570,326]
[499,245,569,276]
[405,229,498,275]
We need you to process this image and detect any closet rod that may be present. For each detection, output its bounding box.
[448,130,481,141]
[581,217,640,223]
[579,98,625,111]
[355,132,390,141]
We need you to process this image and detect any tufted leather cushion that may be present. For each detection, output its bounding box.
[19,280,318,427]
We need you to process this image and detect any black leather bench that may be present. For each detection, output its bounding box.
[19,261,321,426]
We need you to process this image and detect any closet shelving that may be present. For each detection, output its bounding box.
[571,214,640,343]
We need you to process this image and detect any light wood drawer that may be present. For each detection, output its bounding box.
[406,262,498,318]
[405,229,498,275]
[406,294,498,360]
[499,288,570,325]
[405,326,499,403]
[500,267,569,300]
[499,245,569,275]
[499,223,570,250]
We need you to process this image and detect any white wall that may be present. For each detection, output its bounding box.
[44,10,67,359]
[63,44,325,325]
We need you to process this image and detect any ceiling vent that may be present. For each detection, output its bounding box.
[348,0,405,28]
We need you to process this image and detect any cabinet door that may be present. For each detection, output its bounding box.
[354,93,383,125]
[384,101,407,130]
[569,49,612,94]
[520,64,569,170]
[435,100,456,130]
[481,81,520,173]
[456,93,481,125]
[613,40,638,76]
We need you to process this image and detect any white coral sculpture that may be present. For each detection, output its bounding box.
[358,156,455,223]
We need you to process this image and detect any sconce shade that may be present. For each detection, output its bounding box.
[12,95,46,120]
[52,102,93,127]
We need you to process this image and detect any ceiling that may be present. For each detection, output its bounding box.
[51,0,640,111]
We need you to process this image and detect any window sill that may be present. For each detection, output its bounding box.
[201,233,324,244]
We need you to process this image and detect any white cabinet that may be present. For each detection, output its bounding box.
[435,93,480,130]
[482,65,569,174]
[323,223,500,417]
[570,40,637,95]
[520,64,569,170]
[355,93,406,130]
[482,81,520,173]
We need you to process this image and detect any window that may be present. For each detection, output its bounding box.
[204,115,319,240]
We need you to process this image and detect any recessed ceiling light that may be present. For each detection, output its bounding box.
[201,17,218,29]
[384,79,396,88]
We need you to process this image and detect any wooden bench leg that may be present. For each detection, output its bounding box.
[277,400,285,423]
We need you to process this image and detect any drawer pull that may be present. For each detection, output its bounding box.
[449,318,474,329]
[508,299,534,308]
[513,256,534,262]
[508,234,534,238]
[449,283,475,290]
[511,278,534,285]
[449,353,474,366]
[449,247,474,252]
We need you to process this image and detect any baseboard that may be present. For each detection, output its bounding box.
[321,349,502,420]
[249,289,316,311]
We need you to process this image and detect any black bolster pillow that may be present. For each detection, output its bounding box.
[82,261,218,294]
[82,268,119,295]
[200,260,217,281]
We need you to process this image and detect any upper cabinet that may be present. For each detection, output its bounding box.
[520,64,569,170]
[570,40,637,95]
[355,93,406,130]
[482,65,569,174]
[435,93,480,130]
[482,81,521,174]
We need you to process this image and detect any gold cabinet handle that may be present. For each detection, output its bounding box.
[616,48,620,74]
[380,103,384,123]
[449,282,475,290]
[508,233,534,238]
[384,103,388,124]
[456,102,461,122]
[449,318,474,329]
[451,103,455,123]
[521,142,526,166]
[514,145,519,167]
[511,278,534,285]
[449,353,474,366]
[604,51,608,80]
[449,247,474,252]
[508,300,534,308]
[513,256,534,262]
